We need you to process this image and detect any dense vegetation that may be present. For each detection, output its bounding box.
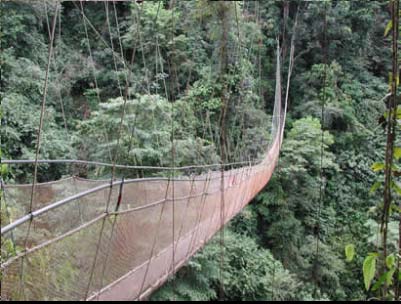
[1,0,400,301]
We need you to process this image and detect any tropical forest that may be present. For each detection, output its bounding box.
[0,0,400,301]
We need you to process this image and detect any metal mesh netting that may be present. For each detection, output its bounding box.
[1,46,284,302]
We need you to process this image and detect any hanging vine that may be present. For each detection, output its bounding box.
[345,0,400,300]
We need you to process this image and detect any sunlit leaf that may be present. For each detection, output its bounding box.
[384,20,393,37]
[363,255,377,291]
[371,273,386,292]
[386,268,396,285]
[370,181,381,194]
[345,244,355,262]
[386,254,395,269]
[0,164,8,176]
[371,162,385,172]
[394,147,401,160]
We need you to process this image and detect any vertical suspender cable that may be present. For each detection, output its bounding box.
[218,2,230,300]
[97,1,139,295]
[138,178,171,299]
[231,2,247,163]
[105,1,123,98]
[271,4,299,300]
[314,1,328,297]
[282,6,299,144]
[73,1,114,165]
[27,4,59,231]
[168,1,177,298]
[155,1,169,167]
[19,3,59,299]
[44,2,68,132]
[136,4,150,95]
[79,0,140,298]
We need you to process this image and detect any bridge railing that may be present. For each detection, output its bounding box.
[1,140,279,300]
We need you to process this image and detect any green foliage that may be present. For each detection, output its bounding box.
[384,20,393,38]
[362,220,399,296]
[0,141,16,276]
[345,244,355,262]
[151,230,303,301]
[281,116,338,174]
[371,162,385,172]
[363,253,377,291]
[394,147,401,160]
[386,254,395,270]
[76,94,220,177]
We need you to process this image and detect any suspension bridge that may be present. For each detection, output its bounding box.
[1,1,293,301]
[0,97,285,301]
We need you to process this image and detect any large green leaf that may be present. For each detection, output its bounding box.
[371,273,386,292]
[0,164,8,176]
[369,181,381,194]
[386,254,395,269]
[345,244,355,262]
[384,20,393,37]
[386,268,396,286]
[394,147,401,160]
[363,255,377,291]
[371,162,385,172]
